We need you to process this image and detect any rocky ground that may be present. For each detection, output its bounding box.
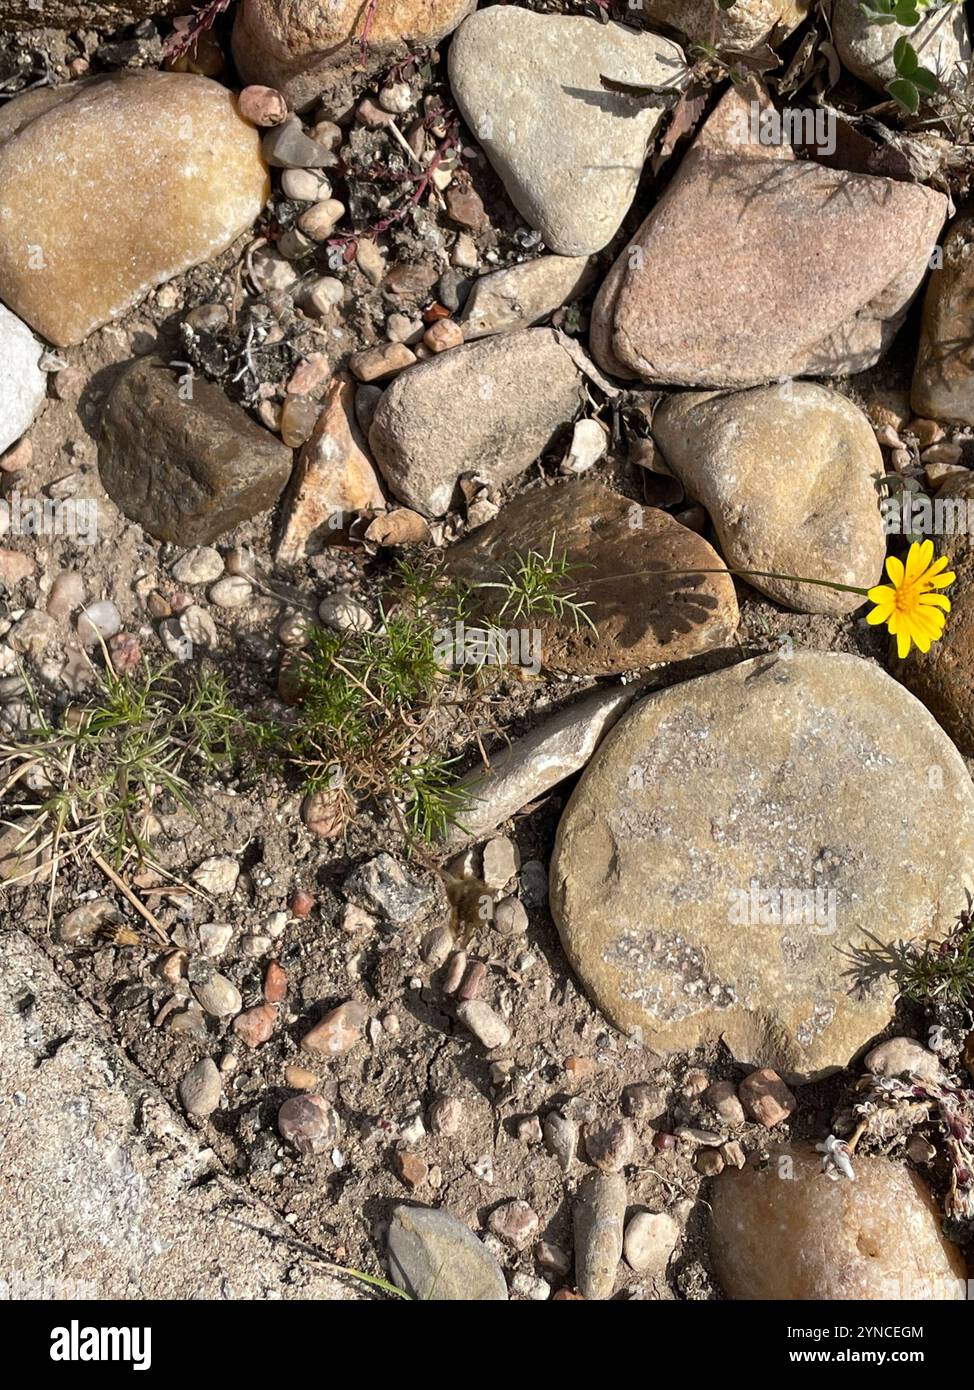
[2,0,974,1303]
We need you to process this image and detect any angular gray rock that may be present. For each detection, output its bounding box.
[590,84,947,387]
[369,330,582,516]
[651,383,887,613]
[441,684,640,849]
[98,357,292,544]
[449,9,686,255]
[461,256,594,340]
[387,1204,508,1300]
[0,304,45,455]
[0,931,360,1299]
[550,651,974,1080]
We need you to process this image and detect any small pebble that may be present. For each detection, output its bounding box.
[482,835,519,891]
[284,1064,318,1090]
[584,1117,634,1173]
[178,1057,222,1118]
[488,1199,539,1251]
[423,319,463,353]
[510,1272,550,1301]
[395,1152,428,1188]
[446,185,487,231]
[623,1210,680,1274]
[172,545,223,585]
[238,84,288,127]
[209,576,252,609]
[264,960,287,1003]
[739,1068,796,1128]
[442,950,467,994]
[291,889,317,917]
[356,238,386,287]
[543,1111,577,1171]
[318,593,373,633]
[517,1115,543,1145]
[298,198,346,241]
[233,1002,277,1047]
[281,166,332,201]
[301,1000,368,1055]
[705,1079,745,1127]
[348,343,416,383]
[278,1094,341,1154]
[191,970,242,1019]
[694,1148,725,1177]
[280,394,320,447]
[457,1000,511,1049]
[429,1095,463,1136]
[303,275,344,316]
[494,895,528,937]
[77,600,121,648]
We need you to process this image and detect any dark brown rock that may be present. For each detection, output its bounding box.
[444,479,739,675]
[900,473,974,754]
[913,214,974,426]
[98,357,292,544]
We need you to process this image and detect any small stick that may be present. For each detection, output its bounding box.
[92,850,170,946]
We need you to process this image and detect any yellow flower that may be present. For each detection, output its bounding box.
[867,539,955,659]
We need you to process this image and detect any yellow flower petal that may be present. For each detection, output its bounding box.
[906,539,934,581]
[919,592,951,613]
[928,570,956,589]
[896,627,912,659]
[866,603,892,625]
[885,555,905,585]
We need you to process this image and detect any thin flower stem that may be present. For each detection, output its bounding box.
[576,566,872,598]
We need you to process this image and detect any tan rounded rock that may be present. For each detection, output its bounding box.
[913,214,974,426]
[651,383,887,614]
[550,651,974,1079]
[0,73,269,347]
[710,1144,967,1300]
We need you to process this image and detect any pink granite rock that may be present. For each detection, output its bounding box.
[590,84,947,388]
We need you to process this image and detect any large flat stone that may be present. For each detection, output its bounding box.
[550,651,974,1080]
[590,85,947,387]
[0,72,269,347]
[99,357,293,545]
[444,479,740,674]
[651,383,887,614]
[832,0,971,97]
[2,1,179,23]
[0,930,359,1300]
[449,9,685,255]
